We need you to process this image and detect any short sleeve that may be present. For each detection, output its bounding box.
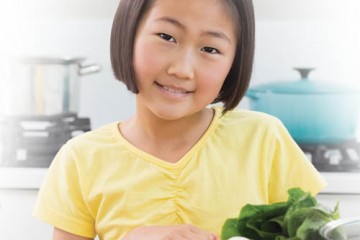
[33,142,96,238]
[266,117,327,203]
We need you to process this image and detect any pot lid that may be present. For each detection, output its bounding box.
[18,56,86,65]
[249,68,359,94]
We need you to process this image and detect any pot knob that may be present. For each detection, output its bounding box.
[294,67,315,80]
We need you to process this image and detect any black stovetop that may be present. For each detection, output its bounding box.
[0,113,91,168]
[299,140,360,172]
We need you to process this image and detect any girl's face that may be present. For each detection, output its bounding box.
[133,0,237,120]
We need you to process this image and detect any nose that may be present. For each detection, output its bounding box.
[166,49,195,80]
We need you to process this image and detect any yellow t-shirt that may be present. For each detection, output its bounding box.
[33,107,326,239]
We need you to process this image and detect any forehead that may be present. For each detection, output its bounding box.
[141,0,237,37]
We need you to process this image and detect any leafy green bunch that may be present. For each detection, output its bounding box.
[221,188,345,240]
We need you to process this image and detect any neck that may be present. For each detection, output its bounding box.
[133,108,212,142]
[119,107,215,163]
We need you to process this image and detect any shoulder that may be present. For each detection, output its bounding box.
[61,121,121,156]
[68,122,119,145]
[211,107,291,144]
[215,106,282,130]
[50,121,122,171]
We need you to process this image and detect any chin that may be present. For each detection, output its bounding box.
[151,107,199,122]
[154,111,188,121]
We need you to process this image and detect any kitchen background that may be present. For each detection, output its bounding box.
[1,0,359,128]
[0,0,360,239]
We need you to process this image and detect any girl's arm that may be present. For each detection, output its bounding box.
[53,227,93,240]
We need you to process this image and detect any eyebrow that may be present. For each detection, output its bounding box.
[155,16,232,44]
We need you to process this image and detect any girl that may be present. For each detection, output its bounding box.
[33,0,326,239]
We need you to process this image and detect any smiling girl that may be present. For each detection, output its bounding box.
[33,0,326,239]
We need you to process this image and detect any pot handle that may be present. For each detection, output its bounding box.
[293,67,315,80]
[78,64,102,76]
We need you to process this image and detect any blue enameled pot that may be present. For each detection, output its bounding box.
[246,68,360,144]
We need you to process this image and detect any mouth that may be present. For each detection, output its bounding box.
[155,82,192,95]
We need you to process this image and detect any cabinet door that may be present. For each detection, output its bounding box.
[317,193,360,218]
[0,189,52,240]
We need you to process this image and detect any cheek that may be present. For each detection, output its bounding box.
[133,40,161,81]
[198,61,232,95]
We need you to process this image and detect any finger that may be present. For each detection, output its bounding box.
[180,231,212,240]
[183,225,217,240]
[210,233,219,240]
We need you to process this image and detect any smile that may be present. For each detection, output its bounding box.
[163,85,187,94]
[156,82,192,95]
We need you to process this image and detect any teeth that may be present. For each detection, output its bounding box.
[163,85,187,94]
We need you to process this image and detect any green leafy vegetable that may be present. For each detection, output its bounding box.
[221,188,345,240]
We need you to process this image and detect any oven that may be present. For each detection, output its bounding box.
[299,140,360,218]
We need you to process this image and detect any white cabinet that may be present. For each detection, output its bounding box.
[0,168,52,239]
[0,189,52,240]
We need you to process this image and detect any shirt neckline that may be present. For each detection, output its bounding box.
[111,107,222,169]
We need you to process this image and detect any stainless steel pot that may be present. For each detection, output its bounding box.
[2,57,101,116]
[246,68,360,144]
[319,216,360,239]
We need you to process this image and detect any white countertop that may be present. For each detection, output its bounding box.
[320,172,360,194]
[0,167,48,190]
[1,167,360,194]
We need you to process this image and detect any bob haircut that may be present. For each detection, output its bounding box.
[110,0,255,114]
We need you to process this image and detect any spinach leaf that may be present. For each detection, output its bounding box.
[221,188,343,240]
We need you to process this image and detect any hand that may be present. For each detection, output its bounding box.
[228,237,250,240]
[123,224,219,240]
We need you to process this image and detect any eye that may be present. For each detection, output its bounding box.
[158,33,176,43]
[201,47,220,54]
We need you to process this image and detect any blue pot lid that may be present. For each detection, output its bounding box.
[249,68,359,94]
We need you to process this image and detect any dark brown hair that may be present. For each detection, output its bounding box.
[110,0,255,114]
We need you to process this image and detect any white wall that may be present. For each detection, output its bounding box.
[0,0,359,129]
[252,0,360,85]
